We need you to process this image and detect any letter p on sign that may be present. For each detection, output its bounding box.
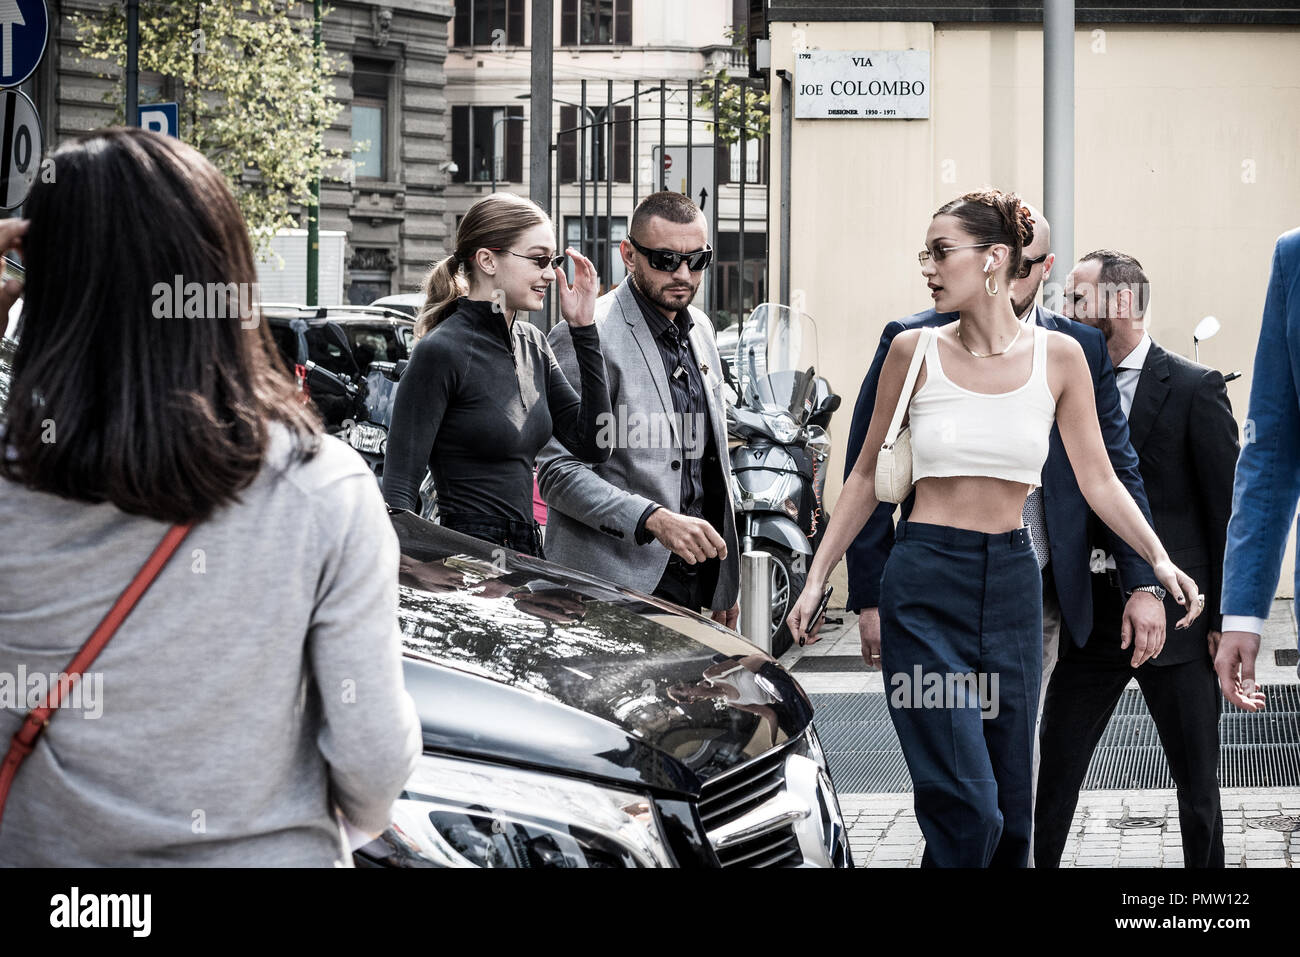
[138,102,180,139]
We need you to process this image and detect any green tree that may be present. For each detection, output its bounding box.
[73,0,347,250]
[696,27,770,145]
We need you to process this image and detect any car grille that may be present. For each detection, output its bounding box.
[697,744,802,868]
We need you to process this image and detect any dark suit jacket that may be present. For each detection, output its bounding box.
[1091,340,1238,665]
[842,305,1157,650]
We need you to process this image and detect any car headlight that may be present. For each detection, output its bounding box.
[761,411,800,444]
[804,724,829,773]
[360,753,673,868]
[347,421,388,454]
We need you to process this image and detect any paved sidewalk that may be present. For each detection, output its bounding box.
[782,601,1300,868]
[839,789,1299,867]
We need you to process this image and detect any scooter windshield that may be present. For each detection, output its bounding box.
[734,303,820,419]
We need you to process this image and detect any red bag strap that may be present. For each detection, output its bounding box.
[0,521,194,830]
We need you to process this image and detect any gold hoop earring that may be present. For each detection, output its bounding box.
[985,273,998,296]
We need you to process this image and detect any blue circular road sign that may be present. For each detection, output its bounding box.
[0,0,48,88]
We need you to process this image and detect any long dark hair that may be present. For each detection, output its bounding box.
[416,192,549,338]
[0,127,320,524]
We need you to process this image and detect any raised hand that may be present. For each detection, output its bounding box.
[555,246,599,328]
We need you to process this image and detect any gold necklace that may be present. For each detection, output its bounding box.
[956,319,1024,358]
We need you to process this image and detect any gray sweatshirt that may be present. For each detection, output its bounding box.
[0,427,421,867]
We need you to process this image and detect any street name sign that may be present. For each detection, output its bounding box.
[795,50,930,119]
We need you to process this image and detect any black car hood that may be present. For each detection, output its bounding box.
[391,511,814,796]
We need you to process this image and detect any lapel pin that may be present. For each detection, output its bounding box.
[700,361,709,376]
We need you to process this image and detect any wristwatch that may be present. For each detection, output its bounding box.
[1130,584,1167,601]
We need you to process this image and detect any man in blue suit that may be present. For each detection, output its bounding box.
[1217,227,1300,711]
[843,207,1165,789]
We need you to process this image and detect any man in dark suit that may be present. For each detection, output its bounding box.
[843,209,1166,796]
[1035,250,1237,868]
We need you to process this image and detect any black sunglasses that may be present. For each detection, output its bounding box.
[627,236,713,273]
[490,248,566,270]
[1017,253,1049,279]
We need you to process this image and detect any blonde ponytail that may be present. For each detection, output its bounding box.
[415,253,467,339]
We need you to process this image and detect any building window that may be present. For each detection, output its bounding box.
[352,58,392,180]
[348,248,397,307]
[565,216,627,289]
[451,105,524,183]
[558,105,631,183]
[715,230,766,330]
[454,0,525,47]
[728,138,764,184]
[561,0,632,47]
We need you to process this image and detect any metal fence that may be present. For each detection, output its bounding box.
[545,76,770,332]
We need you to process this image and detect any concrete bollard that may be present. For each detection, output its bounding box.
[739,550,773,653]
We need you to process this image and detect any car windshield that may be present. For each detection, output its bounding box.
[347,326,404,368]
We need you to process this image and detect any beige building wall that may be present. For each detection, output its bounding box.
[769,20,1300,599]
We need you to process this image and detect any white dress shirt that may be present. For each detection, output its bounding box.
[1097,333,1152,572]
[1114,332,1152,419]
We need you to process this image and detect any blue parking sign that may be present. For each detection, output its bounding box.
[0,0,47,88]
[138,102,179,139]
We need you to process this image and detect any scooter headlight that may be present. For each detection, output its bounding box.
[761,411,800,444]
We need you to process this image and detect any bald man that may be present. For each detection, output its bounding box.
[842,205,1163,863]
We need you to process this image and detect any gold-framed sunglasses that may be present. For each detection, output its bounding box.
[917,242,994,266]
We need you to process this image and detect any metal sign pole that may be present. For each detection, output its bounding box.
[125,0,139,126]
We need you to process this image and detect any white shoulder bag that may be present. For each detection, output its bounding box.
[874,327,933,504]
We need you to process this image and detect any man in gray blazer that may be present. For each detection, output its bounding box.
[538,192,740,626]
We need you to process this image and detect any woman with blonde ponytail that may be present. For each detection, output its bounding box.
[382,192,610,557]
[415,251,469,338]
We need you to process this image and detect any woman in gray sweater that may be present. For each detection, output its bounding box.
[0,128,420,867]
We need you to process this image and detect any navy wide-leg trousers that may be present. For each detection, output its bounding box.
[879,519,1043,867]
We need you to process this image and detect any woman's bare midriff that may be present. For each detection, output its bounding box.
[906,475,1034,534]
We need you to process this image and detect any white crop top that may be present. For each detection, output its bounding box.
[908,322,1057,487]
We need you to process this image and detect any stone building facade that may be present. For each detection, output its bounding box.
[22,0,453,304]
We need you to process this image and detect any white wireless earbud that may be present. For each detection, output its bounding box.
[984,255,995,271]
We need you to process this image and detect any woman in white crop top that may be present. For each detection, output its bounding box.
[787,188,1204,868]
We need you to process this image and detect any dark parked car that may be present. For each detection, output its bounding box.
[369,292,425,318]
[356,510,851,868]
[4,340,843,866]
[262,304,416,478]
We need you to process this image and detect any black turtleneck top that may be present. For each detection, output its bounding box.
[382,297,611,522]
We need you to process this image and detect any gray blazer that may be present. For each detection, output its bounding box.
[537,280,740,610]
